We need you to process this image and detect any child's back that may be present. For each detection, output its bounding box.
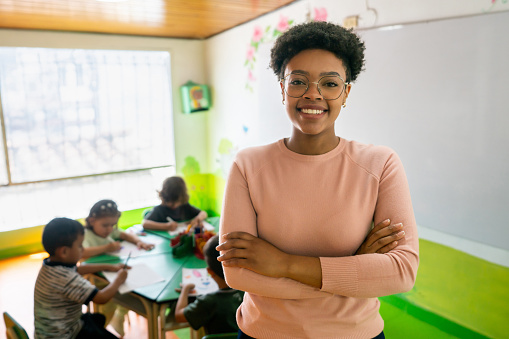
[34,259,96,338]
[174,234,243,335]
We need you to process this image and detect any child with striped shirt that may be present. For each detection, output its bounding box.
[34,217,128,339]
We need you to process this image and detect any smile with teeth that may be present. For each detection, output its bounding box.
[300,108,325,115]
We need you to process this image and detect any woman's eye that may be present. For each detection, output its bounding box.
[290,80,306,86]
[323,81,338,87]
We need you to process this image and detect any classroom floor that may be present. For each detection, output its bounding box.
[0,253,458,339]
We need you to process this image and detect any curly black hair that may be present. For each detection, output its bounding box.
[270,21,366,83]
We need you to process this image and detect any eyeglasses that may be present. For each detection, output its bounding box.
[281,73,347,100]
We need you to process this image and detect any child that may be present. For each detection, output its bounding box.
[34,217,128,339]
[81,199,154,336]
[142,176,208,231]
[173,234,243,335]
[82,199,154,259]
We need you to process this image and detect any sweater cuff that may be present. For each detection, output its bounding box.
[320,256,359,295]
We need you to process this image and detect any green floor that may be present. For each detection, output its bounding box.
[169,299,458,339]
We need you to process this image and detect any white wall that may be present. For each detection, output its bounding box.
[0,29,209,173]
[204,0,509,264]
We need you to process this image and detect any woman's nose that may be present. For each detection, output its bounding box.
[303,82,323,100]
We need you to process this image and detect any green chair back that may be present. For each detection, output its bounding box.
[3,312,29,339]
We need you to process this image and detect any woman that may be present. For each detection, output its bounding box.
[217,21,419,339]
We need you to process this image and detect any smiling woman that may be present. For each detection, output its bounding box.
[218,21,418,339]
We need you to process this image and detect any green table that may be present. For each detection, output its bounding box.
[85,217,220,339]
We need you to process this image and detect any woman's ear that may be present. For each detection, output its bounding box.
[280,81,286,104]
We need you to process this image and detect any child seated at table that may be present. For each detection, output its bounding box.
[142,176,208,232]
[34,217,128,339]
[82,199,154,336]
[173,234,243,335]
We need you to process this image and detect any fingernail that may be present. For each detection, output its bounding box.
[398,231,405,236]
[384,219,390,223]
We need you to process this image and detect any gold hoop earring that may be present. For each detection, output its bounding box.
[342,103,347,108]
[282,99,285,105]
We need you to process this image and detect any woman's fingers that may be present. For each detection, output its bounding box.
[365,222,403,248]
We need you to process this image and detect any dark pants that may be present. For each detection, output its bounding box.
[238,329,385,339]
[76,313,118,339]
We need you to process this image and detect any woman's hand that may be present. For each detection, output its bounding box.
[355,219,405,255]
[106,241,122,252]
[137,241,155,250]
[217,232,290,278]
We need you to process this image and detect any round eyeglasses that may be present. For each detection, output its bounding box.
[281,73,347,100]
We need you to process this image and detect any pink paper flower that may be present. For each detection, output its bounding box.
[246,46,255,61]
[252,25,263,42]
[277,15,289,32]
[248,70,256,82]
[313,7,328,22]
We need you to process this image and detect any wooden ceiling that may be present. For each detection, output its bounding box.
[0,0,297,39]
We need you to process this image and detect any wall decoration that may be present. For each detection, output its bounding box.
[244,15,294,92]
[244,7,328,92]
[180,81,211,113]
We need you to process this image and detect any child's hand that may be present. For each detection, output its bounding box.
[175,283,195,294]
[190,218,203,228]
[166,221,178,231]
[107,241,122,252]
[137,241,155,250]
[114,268,128,284]
[106,263,131,272]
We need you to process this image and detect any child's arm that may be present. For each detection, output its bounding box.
[77,263,128,275]
[92,269,129,304]
[189,210,208,228]
[142,218,178,231]
[82,242,121,259]
[174,283,195,323]
[119,231,155,250]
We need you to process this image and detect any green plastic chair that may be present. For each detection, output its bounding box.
[142,207,153,219]
[202,333,238,339]
[3,312,29,339]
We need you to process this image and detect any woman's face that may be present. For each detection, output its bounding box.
[89,215,119,238]
[280,49,351,138]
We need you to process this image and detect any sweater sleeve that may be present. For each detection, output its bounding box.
[220,161,328,299]
[320,151,419,297]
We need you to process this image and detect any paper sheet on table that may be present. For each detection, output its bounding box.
[182,268,219,296]
[102,262,165,294]
[168,221,215,236]
[107,238,163,258]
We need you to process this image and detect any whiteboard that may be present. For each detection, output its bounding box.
[256,11,509,250]
[337,11,509,250]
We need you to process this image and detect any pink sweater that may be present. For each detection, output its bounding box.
[220,138,419,339]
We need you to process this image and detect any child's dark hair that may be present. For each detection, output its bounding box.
[204,235,224,280]
[158,176,189,205]
[85,199,121,230]
[270,21,366,83]
[42,217,84,256]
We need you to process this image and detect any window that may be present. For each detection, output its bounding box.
[0,47,175,231]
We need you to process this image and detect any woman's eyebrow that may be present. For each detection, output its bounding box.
[290,70,341,76]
